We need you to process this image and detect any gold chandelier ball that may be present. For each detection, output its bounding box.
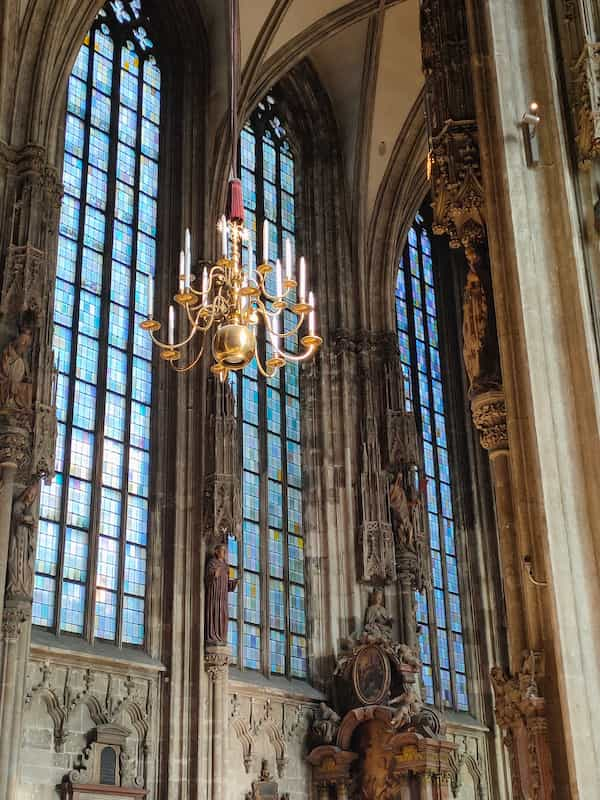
[212,323,256,369]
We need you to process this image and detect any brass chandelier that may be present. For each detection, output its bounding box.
[140,202,322,380]
[140,0,322,380]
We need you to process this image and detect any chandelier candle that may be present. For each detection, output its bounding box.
[140,178,322,378]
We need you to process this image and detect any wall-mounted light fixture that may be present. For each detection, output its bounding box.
[521,102,541,167]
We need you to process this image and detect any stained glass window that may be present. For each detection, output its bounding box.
[227,96,307,679]
[32,0,159,647]
[396,212,469,711]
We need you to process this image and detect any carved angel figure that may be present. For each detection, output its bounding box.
[0,327,33,409]
[389,686,421,730]
[363,589,393,641]
[311,702,341,745]
[462,257,488,390]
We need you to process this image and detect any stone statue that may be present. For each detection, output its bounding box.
[0,327,33,410]
[462,249,487,391]
[363,589,393,641]
[311,702,341,745]
[395,643,420,669]
[205,543,239,645]
[389,685,421,730]
[6,482,39,599]
[389,473,415,552]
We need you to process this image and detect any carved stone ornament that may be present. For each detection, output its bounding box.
[0,326,34,411]
[6,481,39,600]
[2,604,28,641]
[470,388,508,452]
[205,646,229,681]
[572,42,600,169]
[491,652,554,800]
[1,244,48,321]
[245,760,289,800]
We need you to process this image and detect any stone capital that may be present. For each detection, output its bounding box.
[205,646,230,682]
[470,389,508,452]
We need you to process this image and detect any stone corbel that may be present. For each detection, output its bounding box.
[470,389,508,453]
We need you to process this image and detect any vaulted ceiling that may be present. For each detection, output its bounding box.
[204,0,425,240]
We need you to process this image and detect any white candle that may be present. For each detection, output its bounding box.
[309,291,316,336]
[147,275,154,318]
[285,238,292,281]
[263,220,269,263]
[299,257,306,303]
[184,228,191,286]
[272,311,280,337]
[202,267,209,308]
[275,259,283,298]
[168,305,175,345]
[179,250,185,294]
[221,215,228,258]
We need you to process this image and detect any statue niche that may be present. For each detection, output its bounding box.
[205,543,239,646]
[306,592,454,799]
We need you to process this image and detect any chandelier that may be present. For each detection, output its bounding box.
[140,193,322,380]
[139,1,322,380]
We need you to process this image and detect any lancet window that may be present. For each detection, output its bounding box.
[32,0,160,646]
[396,213,469,710]
[227,97,307,679]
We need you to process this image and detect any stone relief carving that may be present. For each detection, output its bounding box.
[310,702,341,746]
[244,759,289,800]
[5,481,39,600]
[1,244,48,320]
[0,326,34,410]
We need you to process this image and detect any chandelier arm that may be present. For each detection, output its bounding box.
[255,302,306,340]
[170,342,206,373]
[254,347,277,378]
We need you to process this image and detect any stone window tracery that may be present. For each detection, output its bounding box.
[227,97,307,679]
[32,0,159,646]
[396,212,469,710]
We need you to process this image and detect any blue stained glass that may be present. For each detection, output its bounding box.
[288,486,302,535]
[291,635,307,678]
[440,481,453,518]
[428,512,440,549]
[35,522,60,586]
[456,672,469,711]
[241,168,256,210]
[139,156,158,196]
[243,422,259,473]
[144,54,160,87]
[416,589,428,625]
[409,246,420,277]
[427,313,438,347]
[268,480,282,528]
[243,471,259,521]
[63,527,89,582]
[118,104,137,147]
[270,629,286,674]
[269,579,285,629]
[242,379,259,425]
[96,536,119,590]
[132,356,152,403]
[286,364,300,399]
[411,276,422,308]
[53,325,72,369]
[56,375,69,422]
[88,127,109,171]
[127,495,148,545]
[78,290,101,338]
[83,205,105,251]
[81,247,103,293]
[117,143,136,186]
[124,542,146,596]
[432,379,443,413]
[289,584,305,634]
[141,118,159,159]
[228,621,238,662]
[399,332,411,365]
[130,400,150,449]
[133,315,152,360]
[268,433,283,481]
[109,303,129,349]
[228,534,239,568]
[264,181,277,221]
[241,128,255,171]
[437,446,450,484]
[287,440,301,487]
[286,396,300,441]
[243,573,261,625]
[396,299,409,333]
[419,625,432,664]
[438,631,451,674]
[243,520,260,572]
[138,192,156,235]
[115,181,134,223]
[67,75,87,118]
[422,665,435,704]
[414,308,425,341]
[95,27,114,59]
[408,228,417,248]
[430,347,441,381]
[87,165,108,210]
[243,623,261,669]
[427,480,437,514]
[435,412,447,447]
[111,260,130,305]
[449,593,462,633]
[142,81,160,123]
[266,387,281,432]
[416,340,427,373]
[91,89,111,132]
[105,391,126,440]
[100,488,121,539]
[421,406,432,442]
[280,153,294,194]
[107,347,127,394]
[128,447,149,497]
[95,588,117,639]
[281,192,294,232]
[70,428,94,480]
[103,438,124,488]
[60,581,86,633]
[122,595,144,645]
[40,480,62,527]
[419,372,430,407]
[424,441,435,478]
[113,220,133,264]
[396,268,407,299]
[425,285,437,316]
[76,335,99,383]
[93,52,112,94]
[120,69,138,110]
[57,236,78,282]
[446,555,459,593]
[60,195,80,240]
[72,44,89,81]
[432,550,443,589]
[434,588,446,627]
[63,154,83,198]
[65,114,85,158]
[263,142,276,182]
[269,528,284,579]
[67,478,92,528]
[136,232,155,273]
[288,535,304,584]
[443,518,455,555]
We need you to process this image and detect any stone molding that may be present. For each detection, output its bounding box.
[470,389,508,452]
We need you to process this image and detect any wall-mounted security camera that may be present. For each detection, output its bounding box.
[521,102,541,167]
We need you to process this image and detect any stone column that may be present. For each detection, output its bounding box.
[336,780,349,800]
[317,782,330,800]
[419,772,434,800]
[0,461,17,619]
[205,646,229,800]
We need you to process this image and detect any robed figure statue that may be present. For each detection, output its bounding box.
[205,543,239,645]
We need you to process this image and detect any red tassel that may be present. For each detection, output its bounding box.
[226,178,245,224]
